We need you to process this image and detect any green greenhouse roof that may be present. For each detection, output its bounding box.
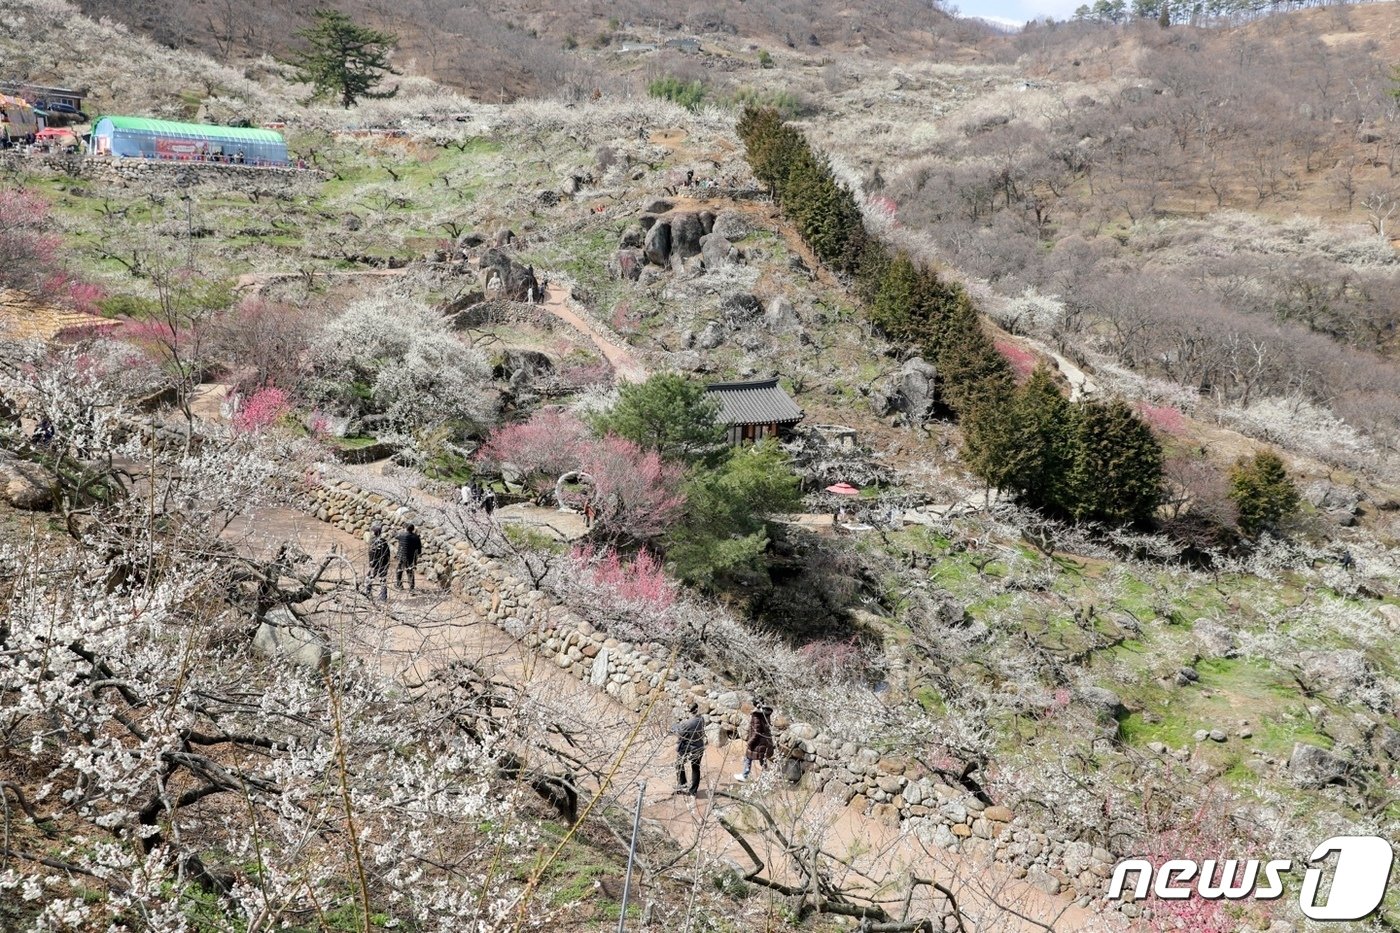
[96,116,284,144]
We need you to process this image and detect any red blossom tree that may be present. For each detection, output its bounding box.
[232,385,290,434]
[570,543,677,612]
[0,190,60,295]
[995,339,1040,382]
[796,637,870,681]
[0,189,102,312]
[475,408,594,495]
[1138,402,1189,436]
[581,434,685,543]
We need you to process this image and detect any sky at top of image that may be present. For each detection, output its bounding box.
[948,0,1083,26]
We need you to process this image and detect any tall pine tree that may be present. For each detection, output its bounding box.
[1065,399,1163,524]
[293,9,400,108]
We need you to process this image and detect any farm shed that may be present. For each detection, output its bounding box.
[91,116,287,165]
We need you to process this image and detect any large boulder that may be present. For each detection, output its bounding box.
[643,222,672,266]
[1306,481,1362,515]
[0,451,54,511]
[478,248,542,301]
[1076,686,1126,724]
[765,297,798,331]
[1375,726,1400,761]
[614,248,644,281]
[871,358,938,424]
[713,212,752,241]
[1192,619,1239,659]
[494,349,555,391]
[701,232,736,269]
[696,321,727,350]
[669,212,706,259]
[253,608,333,674]
[619,225,644,249]
[1287,743,1349,788]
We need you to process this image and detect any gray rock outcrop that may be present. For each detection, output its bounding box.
[1287,743,1349,788]
[871,358,938,424]
[478,248,542,301]
[0,451,54,511]
[1192,618,1239,659]
[643,222,672,266]
[713,212,751,241]
[253,607,333,674]
[669,212,706,260]
[701,232,736,269]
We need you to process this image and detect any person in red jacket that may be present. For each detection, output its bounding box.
[734,700,774,782]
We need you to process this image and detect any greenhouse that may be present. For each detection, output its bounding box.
[91,116,288,166]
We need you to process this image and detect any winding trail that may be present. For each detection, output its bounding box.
[541,282,647,383]
[222,474,1114,932]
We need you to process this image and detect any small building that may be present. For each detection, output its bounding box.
[90,116,288,165]
[0,82,87,112]
[704,377,804,445]
[0,94,39,139]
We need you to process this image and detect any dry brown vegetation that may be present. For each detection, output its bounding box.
[70,0,992,100]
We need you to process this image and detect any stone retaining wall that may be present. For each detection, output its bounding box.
[304,472,1117,909]
[0,152,322,197]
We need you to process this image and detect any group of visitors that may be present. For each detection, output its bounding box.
[364,522,422,601]
[458,480,497,516]
[0,127,34,150]
[671,697,776,798]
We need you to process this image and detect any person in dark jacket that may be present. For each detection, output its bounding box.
[366,524,390,601]
[671,703,705,796]
[394,523,423,591]
[735,701,775,782]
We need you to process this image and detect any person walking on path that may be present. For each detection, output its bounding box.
[671,703,706,796]
[735,700,775,782]
[366,524,390,601]
[394,523,423,591]
[481,488,497,517]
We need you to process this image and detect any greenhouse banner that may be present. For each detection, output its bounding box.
[155,137,203,158]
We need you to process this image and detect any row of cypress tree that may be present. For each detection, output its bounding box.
[736,106,1164,525]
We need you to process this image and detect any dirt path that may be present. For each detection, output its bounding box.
[233,268,407,293]
[225,493,1113,932]
[541,282,647,383]
[1045,349,1099,402]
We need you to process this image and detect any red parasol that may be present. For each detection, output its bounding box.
[825,483,860,496]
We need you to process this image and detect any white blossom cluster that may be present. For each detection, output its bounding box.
[0,394,559,930]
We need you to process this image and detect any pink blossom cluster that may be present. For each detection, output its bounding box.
[232,385,290,433]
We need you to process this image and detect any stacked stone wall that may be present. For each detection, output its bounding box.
[304,473,1118,907]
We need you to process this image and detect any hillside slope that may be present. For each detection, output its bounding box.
[4,2,1400,930]
[69,0,991,100]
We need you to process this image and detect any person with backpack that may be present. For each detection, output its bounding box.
[671,703,706,797]
[395,523,423,591]
[735,700,775,782]
[366,524,390,601]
